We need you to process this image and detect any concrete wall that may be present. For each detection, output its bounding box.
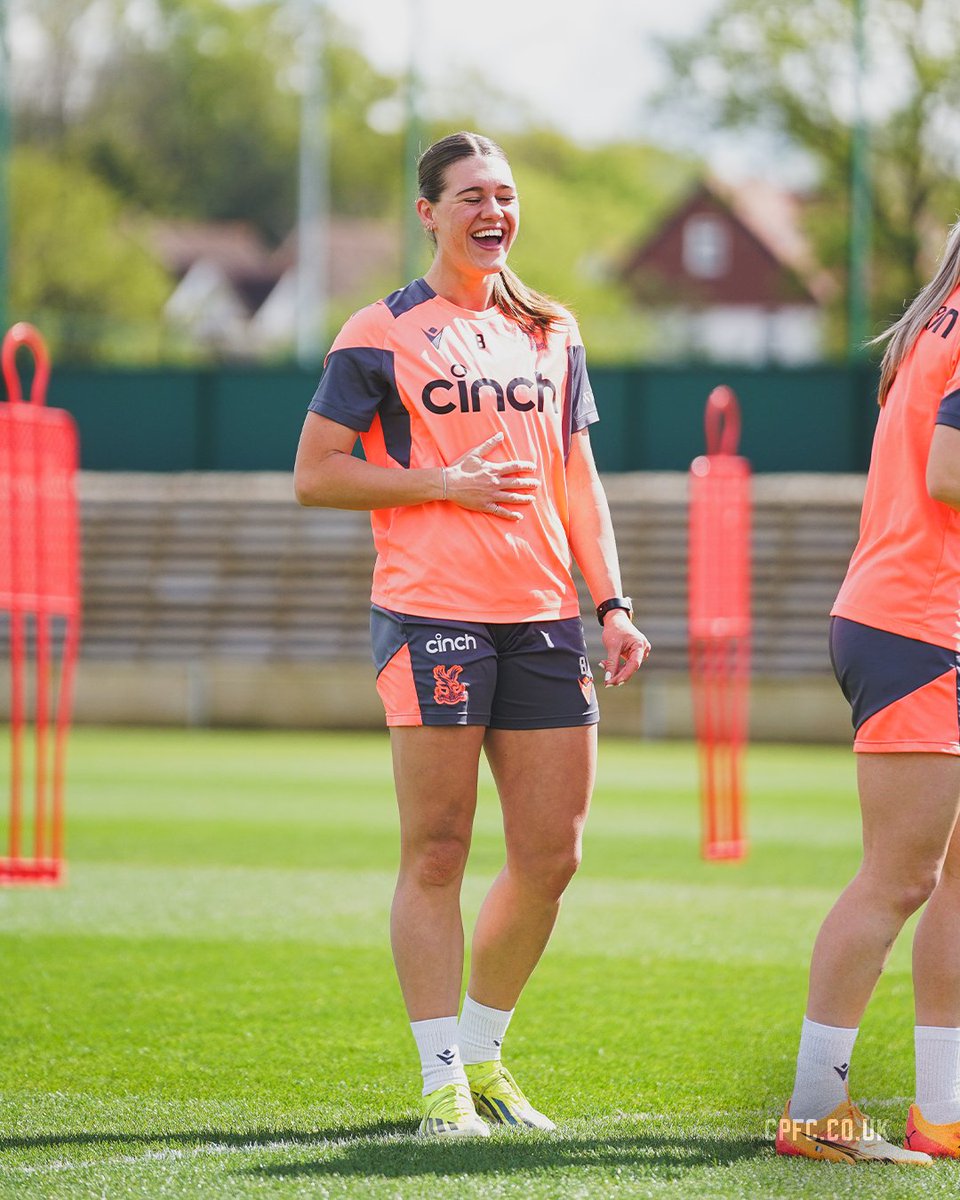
[0,471,866,743]
[0,662,854,743]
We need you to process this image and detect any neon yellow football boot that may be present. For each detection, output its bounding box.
[418,1082,490,1138]
[465,1061,556,1131]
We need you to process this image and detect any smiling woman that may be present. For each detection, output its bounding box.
[414,132,566,339]
[293,129,651,1140]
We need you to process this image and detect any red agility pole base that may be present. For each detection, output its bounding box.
[0,324,80,885]
[689,386,750,862]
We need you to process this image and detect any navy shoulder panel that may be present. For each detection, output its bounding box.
[307,347,410,467]
[308,346,386,433]
[562,344,599,460]
[384,278,436,319]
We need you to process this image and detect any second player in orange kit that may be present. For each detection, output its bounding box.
[777,218,960,1166]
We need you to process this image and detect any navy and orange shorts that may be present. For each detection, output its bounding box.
[829,616,960,754]
[370,605,600,729]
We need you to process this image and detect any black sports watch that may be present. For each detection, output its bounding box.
[596,596,633,626]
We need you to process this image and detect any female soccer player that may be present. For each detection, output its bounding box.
[294,131,650,1137]
[776,217,960,1165]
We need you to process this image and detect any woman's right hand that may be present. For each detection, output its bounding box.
[443,432,540,521]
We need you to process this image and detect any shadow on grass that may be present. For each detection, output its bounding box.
[0,1124,768,1181]
[250,1132,767,1181]
[0,1118,410,1153]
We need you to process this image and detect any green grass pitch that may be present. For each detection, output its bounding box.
[0,727,956,1197]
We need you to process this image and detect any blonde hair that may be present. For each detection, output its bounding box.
[873,215,960,405]
[417,131,566,342]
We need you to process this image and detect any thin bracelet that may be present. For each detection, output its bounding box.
[440,467,447,501]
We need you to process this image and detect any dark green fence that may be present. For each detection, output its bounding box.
[47,364,880,473]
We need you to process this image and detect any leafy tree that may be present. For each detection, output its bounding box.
[11,0,120,141]
[323,34,403,219]
[499,134,697,360]
[70,0,302,241]
[10,1,698,362]
[18,0,404,241]
[10,148,172,362]
[659,0,960,349]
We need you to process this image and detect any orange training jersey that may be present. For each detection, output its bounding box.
[832,285,960,649]
[308,278,599,622]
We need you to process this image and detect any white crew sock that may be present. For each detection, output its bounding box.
[915,1026,960,1125]
[410,1016,467,1097]
[458,994,514,1065]
[790,1016,859,1121]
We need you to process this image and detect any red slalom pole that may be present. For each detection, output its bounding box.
[0,323,80,885]
[688,386,751,861]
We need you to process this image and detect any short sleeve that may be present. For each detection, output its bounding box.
[562,315,599,433]
[308,305,390,432]
[566,345,599,432]
[933,322,960,431]
[936,387,960,432]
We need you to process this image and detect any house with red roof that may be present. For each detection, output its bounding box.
[621,179,834,364]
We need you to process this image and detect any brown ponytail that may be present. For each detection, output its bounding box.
[417,131,567,342]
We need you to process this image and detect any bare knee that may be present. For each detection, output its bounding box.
[511,843,582,901]
[405,836,471,889]
[885,868,942,918]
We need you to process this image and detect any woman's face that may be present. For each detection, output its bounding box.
[419,154,520,284]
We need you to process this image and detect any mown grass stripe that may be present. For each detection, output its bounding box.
[1,729,942,1199]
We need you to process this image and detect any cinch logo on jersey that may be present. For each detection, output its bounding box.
[425,632,478,654]
[925,306,959,339]
[421,364,559,415]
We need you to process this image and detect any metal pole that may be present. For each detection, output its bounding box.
[295,0,328,367]
[848,0,871,357]
[0,0,9,337]
[402,0,424,284]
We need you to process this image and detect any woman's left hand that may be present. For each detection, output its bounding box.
[600,611,651,687]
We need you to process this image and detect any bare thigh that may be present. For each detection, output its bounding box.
[857,753,960,889]
[391,726,487,865]
[484,725,597,870]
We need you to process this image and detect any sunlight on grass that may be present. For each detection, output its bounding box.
[0,729,947,1198]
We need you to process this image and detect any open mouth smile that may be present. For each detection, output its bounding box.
[471,228,506,249]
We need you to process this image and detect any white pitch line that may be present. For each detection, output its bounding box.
[0,1135,380,1176]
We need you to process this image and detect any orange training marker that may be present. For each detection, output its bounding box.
[0,323,81,884]
[688,386,750,861]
